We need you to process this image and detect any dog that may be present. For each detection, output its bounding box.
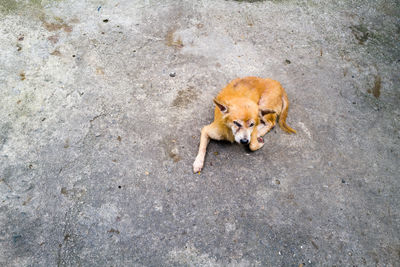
[193,76,296,173]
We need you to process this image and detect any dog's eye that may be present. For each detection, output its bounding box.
[249,122,254,127]
[234,121,242,127]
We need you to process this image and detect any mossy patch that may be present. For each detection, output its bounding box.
[0,0,41,14]
[0,0,62,14]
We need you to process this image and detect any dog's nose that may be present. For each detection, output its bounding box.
[240,138,249,144]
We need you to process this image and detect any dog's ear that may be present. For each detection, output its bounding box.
[213,98,229,114]
[259,108,276,117]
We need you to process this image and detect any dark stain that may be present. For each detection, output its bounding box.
[40,16,73,33]
[64,138,69,148]
[63,25,72,32]
[103,19,109,23]
[16,100,21,104]
[17,44,22,51]
[372,75,381,98]
[245,14,254,26]
[50,50,61,56]
[161,136,181,163]
[48,35,59,44]
[108,228,120,234]
[169,149,181,162]
[12,234,22,243]
[117,136,121,142]
[64,234,70,240]
[61,187,68,195]
[284,59,291,64]
[22,196,32,206]
[350,25,369,45]
[311,240,319,249]
[19,72,25,80]
[172,87,198,108]
[166,28,183,48]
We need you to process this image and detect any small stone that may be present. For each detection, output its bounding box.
[275,180,280,185]
[285,59,291,64]
[145,171,149,175]
[342,179,346,183]
[169,72,176,77]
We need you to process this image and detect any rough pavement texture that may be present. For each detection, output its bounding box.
[1,0,399,266]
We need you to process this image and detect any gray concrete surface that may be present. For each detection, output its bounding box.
[1,0,399,266]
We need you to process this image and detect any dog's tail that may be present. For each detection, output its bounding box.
[279,91,296,134]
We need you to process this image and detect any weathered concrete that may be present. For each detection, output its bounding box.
[0,0,399,266]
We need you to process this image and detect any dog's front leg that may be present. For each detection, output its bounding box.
[193,125,212,173]
[250,126,264,151]
[193,124,223,173]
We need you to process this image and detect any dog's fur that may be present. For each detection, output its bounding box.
[193,76,296,173]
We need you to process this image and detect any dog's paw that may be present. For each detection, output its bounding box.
[250,140,264,151]
[193,159,204,173]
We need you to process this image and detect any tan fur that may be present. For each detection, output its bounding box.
[193,77,296,173]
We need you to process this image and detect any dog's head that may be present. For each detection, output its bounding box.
[214,98,261,145]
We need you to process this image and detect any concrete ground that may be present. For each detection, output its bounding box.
[1,0,399,266]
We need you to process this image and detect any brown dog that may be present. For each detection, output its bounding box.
[193,76,296,173]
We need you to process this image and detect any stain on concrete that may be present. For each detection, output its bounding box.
[172,87,197,108]
[48,35,59,44]
[161,136,182,163]
[108,228,120,234]
[60,187,68,195]
[63,138,69,148]
[350,24,370,45]
[0,122,12,149]
[166,28,183,48]
[50,49,61,56]
[42,20,72,32]
[372,75,381,98]
[19,72,26,81]
[96,67,105,75]
[22,196,32,206]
